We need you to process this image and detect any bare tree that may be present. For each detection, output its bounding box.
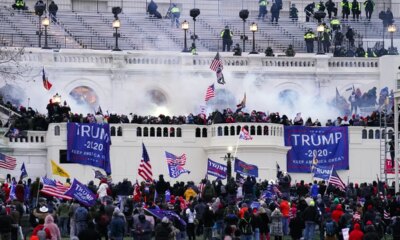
[0,47,32,83]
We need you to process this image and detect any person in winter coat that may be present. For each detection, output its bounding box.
[331,204,344,223]
[32,218,52,240]
[133,214,153,240]
[271,3,280,23]
[363,223,380,240]
[155,217,175,240]
[302,200,319,240]
[97,179,109,203]
[258,207,270,240]
[77,221,101,240]
[44,215,61,240]
[0,208,14,240]
[349,223,364,240]
[48,1,58,21]
[108,208,125,240]
[289,210,304,240]
[270,207,283,240]
[74,204,89,236]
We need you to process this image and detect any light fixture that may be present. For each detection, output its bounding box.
[181,20,190,52]
[112,19,121,29]
[112,19,121,51]
[52,93,61,104]
[249,22,258,54]
[317,24,325,55]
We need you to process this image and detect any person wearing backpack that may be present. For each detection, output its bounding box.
[324,216,337,240]
[238,211,253,240]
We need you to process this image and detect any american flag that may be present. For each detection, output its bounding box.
[40,177,72,200]
[210,52,223,72]
[353,211,361,221]
[328,169,346,191]
[384,210,391,220]
[205,84,216,102]
[0,153,17,170]
[42,67,53,91]
[165,152,187,166]
[239,127,253,140]
[138,143,153,182]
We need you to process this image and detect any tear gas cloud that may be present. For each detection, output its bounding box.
[6,69,344,123]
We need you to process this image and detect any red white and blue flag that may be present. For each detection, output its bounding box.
[239,127,253,140]
[0,153,17,170]
[41,177,72,200]
[205,84,215,102]
[42,67,52,91]
[165,151,190,178]
[138,143,153,182]
[328,169,346,191]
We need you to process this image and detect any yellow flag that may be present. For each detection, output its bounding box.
[51,160,70,178]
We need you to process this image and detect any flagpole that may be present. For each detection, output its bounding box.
[324,165,334,196]
[233,136,240,159]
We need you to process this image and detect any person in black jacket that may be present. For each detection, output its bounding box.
[77,221,101,240]
[325,0,337,19]
[155,175,169,202]
[147,0,162,19]
[304,2,315,22]
[302,201,319,240]
[0,208,14,240]
[346,27,355,47]
[48,1,58,22]
[203,206,215,240]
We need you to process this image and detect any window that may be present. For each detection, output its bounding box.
[163,127,168,137]
[54,126,60,136]
[137,127,142,137]
[110,126,116,136]
[257,126,262,135]
[177,128,182,137]
[224,126,229,136]
[230,126,235,136]
[362,129,367,139]
[59,150,72,164]
[117,127,123,136]
[264,126,269,135]
[157,127,162,137]
[170,128,175,137]
[196,128,201,138]
[217,127,222,136]
[144,127,149,137]
[150,127,155,137]
[368,129,373,139]
[250,126,255,135]
[202,128,207,138]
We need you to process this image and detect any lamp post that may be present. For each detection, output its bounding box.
[190,9,200,48]
[52,93,61,104]
[224,146,234,180]
[249,22,258,54]
[37,15,42,48]
[388,24,397,55]
[394,89,399,193]
[181,20,190,52]
[42,16,50,49]
[112,19,121,51]
[317,24,325,55]
[239,9,249,53]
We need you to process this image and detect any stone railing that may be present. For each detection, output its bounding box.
[15,49,381,74]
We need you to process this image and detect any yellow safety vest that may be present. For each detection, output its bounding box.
[259,1,267,6]
[171,7,180,13]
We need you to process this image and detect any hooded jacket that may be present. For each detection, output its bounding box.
[349,223,364,240]
[44,215,61,240]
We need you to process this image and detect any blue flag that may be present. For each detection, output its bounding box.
[313,165,333,180]
[67,123,112,175]
[20,162,28,179]
[284,126,349,173]
[165,151,190,178]
[8,184,16,201]
[207,159,227,179]
[145,208,187,227]
[64,179,97,207]
[234,158,258,177]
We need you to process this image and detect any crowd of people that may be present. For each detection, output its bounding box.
[0,171,400,240]
[0,86,392,139]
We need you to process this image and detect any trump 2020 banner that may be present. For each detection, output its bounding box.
[207,159,227,179]
[234,158,258,177]
[67,123,112,175]
[64,179,97,207]
[284,126,349,173]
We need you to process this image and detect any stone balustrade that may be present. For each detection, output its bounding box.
[15,49,381,74]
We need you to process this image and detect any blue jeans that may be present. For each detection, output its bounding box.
[171,13,180,27]
[254,228,260,240]
[58,216,69,236]
[304,221,316,240]
[241,234,253,240]
[282,217,289,235]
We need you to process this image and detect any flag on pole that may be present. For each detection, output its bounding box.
[42,67,53,91]
[210,52,223,71]
[205,84,216,102]
[165,151,190,178]
[239,127,253,140]
[41,177,72,200]
[93,169,106,180]
[51,160,70,178]
[0,153,17,170]
[20,162,28,179]
[236,93,246,112]
[138,143,153,182]
[328,169,346,191]
[8,184,16,202]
